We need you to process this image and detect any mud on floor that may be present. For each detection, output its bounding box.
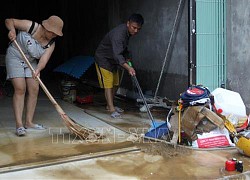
[135,141,193,159]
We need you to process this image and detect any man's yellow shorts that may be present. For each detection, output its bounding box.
[95,63,119,88]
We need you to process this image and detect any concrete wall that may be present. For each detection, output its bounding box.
[227,0,250,113]
[108,0,189,100]
[108,0,250,115]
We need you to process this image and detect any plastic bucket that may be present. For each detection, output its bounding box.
[61,81,76,103]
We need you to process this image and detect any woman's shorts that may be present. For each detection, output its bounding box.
[5,55,37,80]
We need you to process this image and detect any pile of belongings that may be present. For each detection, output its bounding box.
[178,85,249,148]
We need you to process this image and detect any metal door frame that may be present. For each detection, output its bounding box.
[188,0,226,90]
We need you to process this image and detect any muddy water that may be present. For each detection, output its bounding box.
[76,98,250,179]
[0,134,135,168]
[1,96,250,179]
[92,143,250,179]
[1,133,250,179]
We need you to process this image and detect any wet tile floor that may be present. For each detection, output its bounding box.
[0,88,250,179]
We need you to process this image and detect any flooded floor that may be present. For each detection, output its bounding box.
[0,143,249,179]
[0,88,250,179]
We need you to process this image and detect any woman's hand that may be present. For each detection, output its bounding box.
[33,69,41,80]
[8,30,16,41]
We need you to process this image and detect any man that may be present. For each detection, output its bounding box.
[95,13,144,118]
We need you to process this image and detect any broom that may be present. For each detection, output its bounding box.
[13,40,103,141]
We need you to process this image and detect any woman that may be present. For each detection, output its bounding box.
[5,15,64,136]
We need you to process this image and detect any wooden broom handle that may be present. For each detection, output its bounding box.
[13,40,65,115]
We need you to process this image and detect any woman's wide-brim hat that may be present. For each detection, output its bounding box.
[42,15,63,36]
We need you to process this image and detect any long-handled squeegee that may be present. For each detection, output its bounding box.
[131,75,169,139]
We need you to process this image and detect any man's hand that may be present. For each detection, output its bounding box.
[126,60,136,76]
[122,61,136,76]
[128,67,136,76]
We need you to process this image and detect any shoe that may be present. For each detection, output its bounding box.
[111,111,122,118]
[25,124,46,130]
[106,106,124,113]
[115,106,124,113]
[16,127,26,136]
